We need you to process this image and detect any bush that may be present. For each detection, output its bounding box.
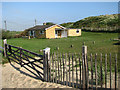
[2,30,14,39]
[20,30,28,36]
[14,34,22,38]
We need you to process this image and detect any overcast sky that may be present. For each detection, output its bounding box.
[2,2,118,31]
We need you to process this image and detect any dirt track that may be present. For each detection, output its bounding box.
[2,63,72,88]
[1,62,120,89]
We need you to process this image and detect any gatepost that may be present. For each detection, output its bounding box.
[82,42,88,89]
[3,39,7,57]
[43,47,51,81]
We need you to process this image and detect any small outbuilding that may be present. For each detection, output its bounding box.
[22,23,81,39]
[67,29,81,36]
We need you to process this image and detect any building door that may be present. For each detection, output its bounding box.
[55,30,58,38]
[29,31,35,38]
[61,30,67,37]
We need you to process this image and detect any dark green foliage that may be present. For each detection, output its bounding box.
[2,30,14,39]
[60,22,74,28]
[46,22,55,25]
[2,30,22,39]
[20,30,29,36]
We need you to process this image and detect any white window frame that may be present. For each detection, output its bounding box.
[76,29,79,33]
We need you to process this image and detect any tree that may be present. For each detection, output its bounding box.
[2,30,13,39]
[46,22,54,25]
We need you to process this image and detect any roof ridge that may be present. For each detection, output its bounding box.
[25,24,66,31]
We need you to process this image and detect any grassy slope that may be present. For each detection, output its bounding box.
[61,14,119,31]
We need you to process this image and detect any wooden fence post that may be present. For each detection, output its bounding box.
[43,47,50,81]
[3,39,7,57]
[82,43,88,89]
[19,47,22,67]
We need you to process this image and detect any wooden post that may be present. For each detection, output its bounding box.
[65,53,68,86]
[86,54,89,88]
[62,53,65,85]
[95,53,97,89]
[90,53,93,89]
[55,53,57,83]
[52,53,54,82]
[68,53,71,87]
[75,55,78,88]
[20,47,22,67]
[82,44,88,89]
[60,53,62,82]
[79,54,81,88]
[100,53,103,88]
[109,53,112,89]
[3,39,7,57]
[105,54,107,88]
[72,54,74,88]
[58,53,60,83]
[115,54,117,90]
[29,36,30,39]
[82,52,85,89]
[43,47,50,81]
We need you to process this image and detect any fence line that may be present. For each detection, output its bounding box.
[3,39,119,89]
[42,46,119,89]
[47,52,119,89]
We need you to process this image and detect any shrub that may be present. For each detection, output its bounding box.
[20,30,28,36]
[2,30,14,39]
[14,34,22,38]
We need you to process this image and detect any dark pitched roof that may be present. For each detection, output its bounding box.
[25,24,55,31]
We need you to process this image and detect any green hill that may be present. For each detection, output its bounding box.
[60,22,74,28]
[61,14,120,32]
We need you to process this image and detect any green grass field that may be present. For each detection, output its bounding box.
[2,31,120,73]
[5,31,118,55]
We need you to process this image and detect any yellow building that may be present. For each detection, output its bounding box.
[67,29,81,36]
[23,24,81,39]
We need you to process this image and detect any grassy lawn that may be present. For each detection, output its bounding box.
[1,31,120,72]
[5,31,118,55]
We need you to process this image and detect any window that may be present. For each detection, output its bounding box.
[76,30,79,33]
[40,31,44,34]
[55,30,61,34]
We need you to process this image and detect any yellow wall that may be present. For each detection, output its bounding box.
[68,29,81,36]
[46,25,63,38]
